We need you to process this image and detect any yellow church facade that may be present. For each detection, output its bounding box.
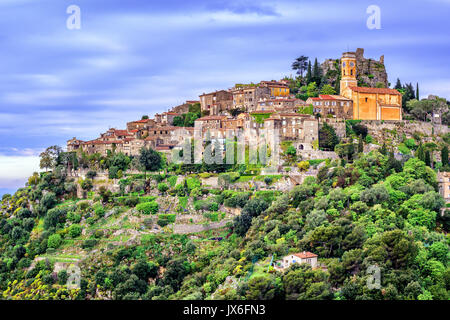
[339,51,402,120]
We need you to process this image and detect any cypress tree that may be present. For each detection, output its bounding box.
[306,60,312,84]
[442,146,449,167]
[425,150,431,167]
[416,83,420,100]
[394,78,402,90]
[313,58,321,86]
[416,143,425,162]
[380,142,388,155]
[358,135,364,153]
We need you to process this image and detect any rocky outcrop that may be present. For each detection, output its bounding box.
[321,48,389,88]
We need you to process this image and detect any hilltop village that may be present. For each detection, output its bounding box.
[1,48,449,301]
[67,50,404,161]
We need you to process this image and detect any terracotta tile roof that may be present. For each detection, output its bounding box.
[164,112,181,115]
[149,126,178,131]
[278,113,312,117]
[132,119,149,123]
[349,86,401,95]
[113,129,131,136]
[293,251,318,259]
[196,115,228,121]
[318,95,336,100]
[328,95,352,101]
[83,139,123,145]
[250,110,275,114]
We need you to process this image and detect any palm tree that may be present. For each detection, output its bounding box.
[292,55,309,77]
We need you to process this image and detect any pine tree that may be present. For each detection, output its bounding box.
[394,78,402,90]
[442,146,449,167]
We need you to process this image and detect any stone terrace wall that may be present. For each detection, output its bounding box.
[361,120,449,140]
[173,219,232,234]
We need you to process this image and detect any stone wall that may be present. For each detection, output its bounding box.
[361,120,449,140]
[173,219,232,234]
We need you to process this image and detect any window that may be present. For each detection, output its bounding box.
[365,98,368,103]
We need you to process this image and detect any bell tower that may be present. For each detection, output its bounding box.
[340,52,357,96]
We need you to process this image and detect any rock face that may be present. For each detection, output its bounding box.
[321,48,389,88]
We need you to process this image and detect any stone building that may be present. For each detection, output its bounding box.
[259,80,290,97]
[321,48,388,89]
[274,251,318,271]
[340,51,402,120]
[263,113,318,150]
[306,94,353,119]
[257,98,306,112]
[126,118,156,131]
[232,85,271,112]
[199,90,233,115]
[438,171,450,204]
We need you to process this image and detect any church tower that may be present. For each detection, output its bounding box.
[340,52,358,96]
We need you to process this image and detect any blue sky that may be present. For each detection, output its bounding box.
[0,0,449,194]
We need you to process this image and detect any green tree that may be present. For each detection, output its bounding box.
[306,82,319,97]
[139,147,163,179]
[320,84,336,95]
[319,123,339,151]
[292,55,309,77]
[48,234,62,249]
[312,58,321,85]
[305,60,312,84]
[425,150,431,167]
[358,135,364,153]
[69,224,82,238]
[39,145,62,171]
[441,146,449,167]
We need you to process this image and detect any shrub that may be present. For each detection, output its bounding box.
[77,201,90,212]
[398,143,411,155]
[94,230,104,238]
[136,201,159,215]
[168,176,178,187]
[47,234,62,249]
[404,138,417,150]
[81,239,98,249]
[109,166,119,179]
[94,206,105,218]
[69,224,82,238]
[209,202,219,211]
[86,170,97,179]
[157,183,169,193]
[157,214,176,227]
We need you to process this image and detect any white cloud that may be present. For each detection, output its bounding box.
[0,155,40,189]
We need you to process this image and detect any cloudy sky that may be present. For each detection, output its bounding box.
[0,0,449,195]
